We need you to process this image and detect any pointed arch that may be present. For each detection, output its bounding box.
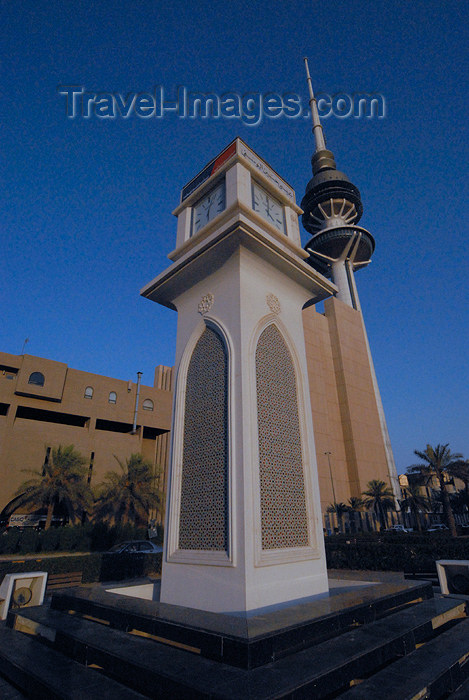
[178,324,229,552]
[255,322,309,550]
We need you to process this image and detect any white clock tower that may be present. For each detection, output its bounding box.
[141,138,336,613]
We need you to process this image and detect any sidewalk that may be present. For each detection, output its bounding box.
[0,551,92,562]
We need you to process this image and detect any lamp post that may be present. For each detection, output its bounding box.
[325,451,337,505]
[325,451,339,534]
[131,371,143,435]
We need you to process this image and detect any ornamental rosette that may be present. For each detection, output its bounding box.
[198,293,214,315]
[266,293,281,314]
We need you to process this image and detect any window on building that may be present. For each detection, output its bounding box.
[15,406,88,427]
[108,391,117,404]
[84,386,93,399]
[28,372,45,387]
[142,399,154,411]
[0,364,18,378]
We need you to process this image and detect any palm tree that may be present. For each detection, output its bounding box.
[450,491,469,516]
[326,502,349,533]
[348,497,365,532]
[362,479,395,530]
[411,444,462,537]
[94,453,161,527]
[399,484,430,531]
[14,445,91,530]
[447,459,469,498]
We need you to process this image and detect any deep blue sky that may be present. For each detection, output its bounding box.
[1,0,468,473]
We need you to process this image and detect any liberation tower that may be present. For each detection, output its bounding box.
[301,58,375,310]
[300,58,401,506]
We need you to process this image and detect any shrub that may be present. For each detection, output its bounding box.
[40,528,63,552]
[0,552,162,585]
[99,552,162,582]
[325,536,469,573]
[0,522,149,555]
[16,529,41,554]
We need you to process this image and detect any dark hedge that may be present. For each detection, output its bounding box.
[0,523,150,555]
[325,534,469,573]
[0,523,163,584]
[0,552,162,584]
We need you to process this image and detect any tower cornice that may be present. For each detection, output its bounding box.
[173,137,298,217]
[141,220,336,310]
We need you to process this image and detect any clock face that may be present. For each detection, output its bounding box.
[252,182,285,234]
[192,181,225,235]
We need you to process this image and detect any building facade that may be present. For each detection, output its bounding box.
[303,297,397,514]
[0,351,172,523]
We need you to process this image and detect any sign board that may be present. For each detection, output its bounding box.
[180,138,295,203]
[8,514,43,528]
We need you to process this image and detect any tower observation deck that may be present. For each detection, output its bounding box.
[301,58,375,310]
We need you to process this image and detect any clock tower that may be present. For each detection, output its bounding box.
[141,138,335,613]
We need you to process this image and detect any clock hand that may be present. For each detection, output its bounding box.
[265,200,275,220]
[202,200,213,217]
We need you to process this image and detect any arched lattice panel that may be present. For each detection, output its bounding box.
[256,324,309,549]
[178,326,229,551]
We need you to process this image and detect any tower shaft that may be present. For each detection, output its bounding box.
[301,59,400,504]
[142,139,332,613]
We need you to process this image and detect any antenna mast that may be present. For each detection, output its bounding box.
[303,57,326,152]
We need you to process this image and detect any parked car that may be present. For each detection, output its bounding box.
[104,540,163,555]
[426,524,449,532]
[385,524,413,533]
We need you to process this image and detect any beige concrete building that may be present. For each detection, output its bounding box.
[304,298,396,514]
[0,351,172,522]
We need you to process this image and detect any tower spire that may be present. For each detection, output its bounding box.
[303,57,337,174]
[301,60,373,306]
[303,57,326,153]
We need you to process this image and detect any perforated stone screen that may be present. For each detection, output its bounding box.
[178,326,228,551]
[256,324,309,549]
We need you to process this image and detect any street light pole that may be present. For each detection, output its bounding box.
[325,451,337,505]
[132,371,143,435]
[325,451,339,534]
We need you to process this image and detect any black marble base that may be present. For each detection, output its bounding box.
[9,580,469,699]
[51,578,433,670]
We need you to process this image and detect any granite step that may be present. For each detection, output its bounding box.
[339,617,469,699]
[0,624,146,700]
[0,673,27,699]
[449,673,469,699]
[49,579,433,669]
[9,596,467,699]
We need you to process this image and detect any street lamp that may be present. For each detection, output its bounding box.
[131,371,143,434]
[324,451,337,505]
[325,451,339,534]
